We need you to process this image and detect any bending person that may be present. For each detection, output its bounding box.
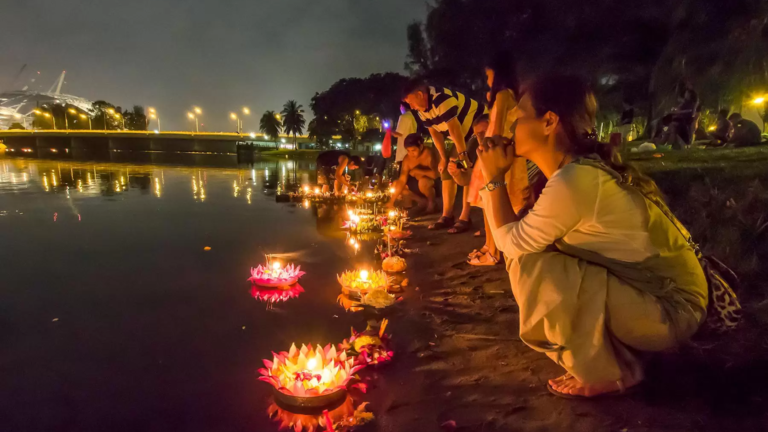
[386,134,440,214]
[315,149,362,194]
[476,74,708,398]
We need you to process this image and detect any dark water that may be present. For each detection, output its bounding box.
[0,156,377,431]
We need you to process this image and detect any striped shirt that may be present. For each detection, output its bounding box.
[418,86,486,143]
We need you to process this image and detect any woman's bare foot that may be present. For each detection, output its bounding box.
[548,372,642,398]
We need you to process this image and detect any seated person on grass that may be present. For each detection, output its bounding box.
[709,109,732,146]
[728,113,763,147]
[386,134,440,214]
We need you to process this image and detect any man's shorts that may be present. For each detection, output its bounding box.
[406,175,442,199]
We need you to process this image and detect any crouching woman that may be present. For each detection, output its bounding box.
[476,75,708,398]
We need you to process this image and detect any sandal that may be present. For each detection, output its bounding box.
[546,377,641,400]
[467,252,500,266]
[467,246,489,259]
[447,219,472,234]
[428,215,455,230]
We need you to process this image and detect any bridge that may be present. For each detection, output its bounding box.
[0,130,338,157]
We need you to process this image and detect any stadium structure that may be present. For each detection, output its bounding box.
[0,70,95,130]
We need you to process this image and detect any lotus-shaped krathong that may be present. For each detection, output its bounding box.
[336,269,389,295]
[249,262,306,288]
[267,395,373,432]
[259,343,367,405]
[250,283,305,303]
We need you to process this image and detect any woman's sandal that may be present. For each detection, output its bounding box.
[467,252,500,266]
[467,246,489,259]
[428,215,455,230]
[546,376,641,400]
[447,219,472,234]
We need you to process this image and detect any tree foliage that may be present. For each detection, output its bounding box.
[281,100,306,148]
[406,0,768,126]
[310,72,408,148]
[260,110,283,149]
[122,105,147,131]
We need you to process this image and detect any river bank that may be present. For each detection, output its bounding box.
[371,209,768,432]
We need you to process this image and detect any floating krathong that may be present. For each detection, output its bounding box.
[337,269,389,295]
[340,320,393,366]
[267,395,374,432]
[259,343,366,409]
[249,259,305,288]
[250,283,305,303]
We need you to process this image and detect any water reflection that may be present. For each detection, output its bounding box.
[0,157,316,203]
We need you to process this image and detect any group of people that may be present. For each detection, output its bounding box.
[649,81,764,149]
[315,58,712,399]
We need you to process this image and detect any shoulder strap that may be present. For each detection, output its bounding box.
[573,157,700,255]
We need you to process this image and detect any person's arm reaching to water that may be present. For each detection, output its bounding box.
[428,127,449,174]
[334,155,351,189]
[387,158,412,207]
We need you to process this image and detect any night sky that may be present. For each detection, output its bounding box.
[0,0,426,131]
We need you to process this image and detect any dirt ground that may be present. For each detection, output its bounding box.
[362,210,768,432]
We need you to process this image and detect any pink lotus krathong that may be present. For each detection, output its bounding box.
[249,263,306,288]
[250,283,305,303]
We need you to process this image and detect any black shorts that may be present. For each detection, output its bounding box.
[406,175,442,199]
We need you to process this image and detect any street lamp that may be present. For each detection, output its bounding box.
[12,113,27,129]
[65,108,78,130]
[187,112,199,132]
[79,113,92,130]
[34,109,56,130]
[114,112,125,130]
[240,107,250,132]
[230,112,242,133]
[149,113,160,131]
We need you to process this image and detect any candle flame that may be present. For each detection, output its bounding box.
[388,210,396,218]
[389,187,395,194]
[347,210,355,217]
[366,192,372,197]
[272,261,282,270]
[303,185,309,192]
[306,357,318,371]
[389,225,396,231]
[359,270,369,281]
[314,187,320,194]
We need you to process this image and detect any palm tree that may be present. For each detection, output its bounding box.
[281,100,306,149]
[259,110,282,149]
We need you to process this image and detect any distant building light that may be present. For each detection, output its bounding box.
[374,144,382,151]
[250,132,256,138]
[281,138,286,143]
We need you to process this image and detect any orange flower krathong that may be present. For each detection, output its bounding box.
[259,343,366,398]
[336,269,388,293]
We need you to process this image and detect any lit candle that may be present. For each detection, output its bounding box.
[314,187,320,194]
[388,210,396,218]
[389,187,395,194]
[359,270,369,281]
[303,185,309,193]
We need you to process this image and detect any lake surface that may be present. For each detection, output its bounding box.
[0,155,378,431]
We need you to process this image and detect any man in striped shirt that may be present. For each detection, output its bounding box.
[402,79,487,230]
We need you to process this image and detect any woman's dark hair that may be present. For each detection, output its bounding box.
[486,50,519,108]
[525,74,662,200]
[403,133,424,148]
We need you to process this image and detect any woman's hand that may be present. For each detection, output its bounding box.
[477,135,515,183]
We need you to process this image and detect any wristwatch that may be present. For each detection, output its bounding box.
[482,180,506,191]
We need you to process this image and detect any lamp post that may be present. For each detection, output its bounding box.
[230,112,242,133]
[79,113,92,130]
[34,109,56,130]
[241,107,250,132]
[149,113,160,131]
[12,113,27,129]
[66,108,78,130]
[751,96,767,132]
[105,107,116,130]
[114,112,125,130]
[188,106,202,132]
